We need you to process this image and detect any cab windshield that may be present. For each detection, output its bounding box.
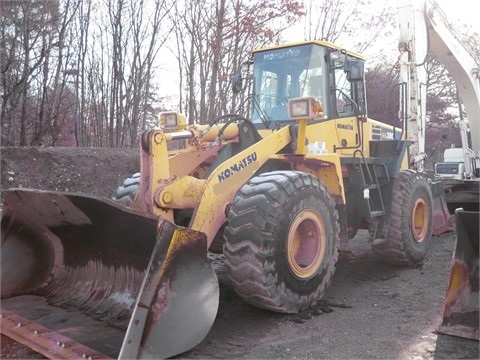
[251,44,328,125]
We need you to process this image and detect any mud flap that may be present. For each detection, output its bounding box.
[429,179,454,235]
[438,209,479,340]
[1,189,219,358]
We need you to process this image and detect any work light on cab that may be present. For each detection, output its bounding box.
[288,97,324,121]
[159,112,187,131]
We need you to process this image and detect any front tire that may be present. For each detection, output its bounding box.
[113,172,140,205]
[224,171,340,313]
[372,170,433,266]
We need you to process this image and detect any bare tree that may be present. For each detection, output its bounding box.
[1,0,408,148]
[1,1,50,145]
[73,0,92,146]
[301,0,396,55]
[170,0,304,124]
[65,0,172,147]
[1,0,83,146]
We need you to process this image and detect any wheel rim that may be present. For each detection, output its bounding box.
[411,197,429,242]
[286,209,326,279]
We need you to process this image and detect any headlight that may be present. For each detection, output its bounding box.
[159,112,187,131]
[287,97,324,121]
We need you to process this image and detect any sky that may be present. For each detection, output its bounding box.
[360,0,480,64]
[436,0,480,32]
[370,0,480,32]
[156,0,480,104]
[288,0,479,62]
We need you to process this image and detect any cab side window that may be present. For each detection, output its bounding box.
[334,66,355,117]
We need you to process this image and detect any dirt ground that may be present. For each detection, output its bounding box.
[1,146,478,359]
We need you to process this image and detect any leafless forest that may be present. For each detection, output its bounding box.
[1,0,478,164]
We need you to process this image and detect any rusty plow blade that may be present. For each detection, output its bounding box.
[437,209,479,340]
[430,179,454,236]
[0,189,219,359]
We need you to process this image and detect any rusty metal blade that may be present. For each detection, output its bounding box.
[1,188,160,328]
[0,309,110,360]
[1,189,219,358]
[1,294,125,358]
[438,209,479,340]
[119,223,219,359]
[430,180,454,236]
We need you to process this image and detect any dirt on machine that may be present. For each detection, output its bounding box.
[0,39,463,358]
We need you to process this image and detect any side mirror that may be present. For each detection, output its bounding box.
[345,59,364,81]
[231,73,243,93]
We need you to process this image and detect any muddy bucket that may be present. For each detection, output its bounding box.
[1,189,219,358]
[437,209,479,340]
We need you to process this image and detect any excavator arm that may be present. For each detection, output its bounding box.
[397,0,479,340]
[397,0,480,172]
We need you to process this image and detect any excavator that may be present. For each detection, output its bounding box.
[0,2,477,359]
[397,0,479,340]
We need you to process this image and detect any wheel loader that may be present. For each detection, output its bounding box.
[1,40,454,358]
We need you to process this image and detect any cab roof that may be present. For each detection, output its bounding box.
[252,40,365,60]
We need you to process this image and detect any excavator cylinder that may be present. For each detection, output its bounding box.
[0,189,219,359]
[438,209,479,340]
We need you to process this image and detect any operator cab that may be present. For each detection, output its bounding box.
[247,41,366,129]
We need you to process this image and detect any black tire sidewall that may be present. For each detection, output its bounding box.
[374,170,433,266]
[112,173,140,204]
[224,171,340,312]
[395,173,432,258]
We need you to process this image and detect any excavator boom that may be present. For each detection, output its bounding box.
[398,0,480,340]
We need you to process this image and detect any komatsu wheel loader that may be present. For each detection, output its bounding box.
[1,40,452,358]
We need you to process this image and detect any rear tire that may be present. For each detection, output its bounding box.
[113,172,140,205]
[224,171,340,313]
[372,169,433,266]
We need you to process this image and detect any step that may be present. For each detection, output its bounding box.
[370,211,385,218]
[372,237,387,246]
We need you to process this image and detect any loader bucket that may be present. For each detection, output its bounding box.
[429,179,454,235]
[437,209,479,340]
[0,189,219,359]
